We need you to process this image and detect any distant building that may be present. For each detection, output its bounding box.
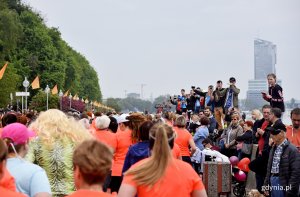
[254,39,277,80]
[127,93,140,99]
[246,39,281,109]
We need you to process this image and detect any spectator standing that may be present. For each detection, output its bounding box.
[286,108,300,150]
[224,77,240,113]
[236,120,253,160]
[213,80,227,130]
[251,109,263,144]
[220,113,243,157]
[194,117,210,151]
[204,107,217,134]
[263,124,300,197]
[262,73,285,112]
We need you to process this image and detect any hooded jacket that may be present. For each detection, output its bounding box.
[122,141,150,173]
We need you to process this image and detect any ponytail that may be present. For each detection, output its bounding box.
[125,123,175,187]
[2,138,23,155]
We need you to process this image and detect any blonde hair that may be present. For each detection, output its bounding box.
[125,123,174,187]
[251,109,263,120]
[231,113,240,120]
[175,115,186,128]
[29,109,92,145]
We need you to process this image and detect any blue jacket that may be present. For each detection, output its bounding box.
[193,126,209,151]
[122,141,150,174]
[208,116,217,134]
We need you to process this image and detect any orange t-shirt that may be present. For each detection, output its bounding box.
[111,129,133,176]
[66,190,113,197]
[174,127,193,156]
[123,158,205,197]
[286,126,300,149]
[0,187,26,197]
[94,130,117,151]
[0,168,16,191]
[172,143,181,159]
[165,120,173,126]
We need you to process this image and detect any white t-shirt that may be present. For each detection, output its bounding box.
[7,157,51,197]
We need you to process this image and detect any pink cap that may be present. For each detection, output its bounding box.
[1,123,36,145]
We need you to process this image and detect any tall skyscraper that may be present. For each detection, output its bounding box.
[254,39,277,79]
[246,39,279,108]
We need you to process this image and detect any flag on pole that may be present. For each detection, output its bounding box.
[73,94,78,100]
[0,62,8,80]
[63,89,69,97]
[31,76,40,89]
[52,84,58,95]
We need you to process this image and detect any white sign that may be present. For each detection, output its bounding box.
[16,92,30,97]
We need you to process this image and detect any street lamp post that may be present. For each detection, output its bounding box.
[69,93,72,109]
[59,90,63,111]
[22,77,29,112]
[45,85,50,110]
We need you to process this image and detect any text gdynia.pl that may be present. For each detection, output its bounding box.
[262,185,292,191]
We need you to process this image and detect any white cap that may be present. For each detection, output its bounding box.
[95,115,111,130]
[117,114,129,124]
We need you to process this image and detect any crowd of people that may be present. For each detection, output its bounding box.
[0,73,299,197]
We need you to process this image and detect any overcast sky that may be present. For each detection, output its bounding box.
[24,0,300,100]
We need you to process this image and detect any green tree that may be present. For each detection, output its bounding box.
[106,98,121,112]
[0,63,21,106]
[0,0,103,107]
[30,90,59,111]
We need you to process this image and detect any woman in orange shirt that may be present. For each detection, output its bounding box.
[94,115,117,151]
[67,139,113,197]
[118,124,207,197]
[110,113,146,193]
[174,115,197,165]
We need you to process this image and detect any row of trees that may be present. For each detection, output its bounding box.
[105,95,175,113]
[0,0,102,108]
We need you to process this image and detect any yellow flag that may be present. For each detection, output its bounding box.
[63,89,69,97]
[52,84,58,95]
[0,62,8,80]
[31,76,40,89]
[73,94,78,100]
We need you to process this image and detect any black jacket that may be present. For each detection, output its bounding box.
[252,119,261,144]
[264,141,300,197]
[236,130,253,144]
[264,84,285,112]
[249,119,272,176]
